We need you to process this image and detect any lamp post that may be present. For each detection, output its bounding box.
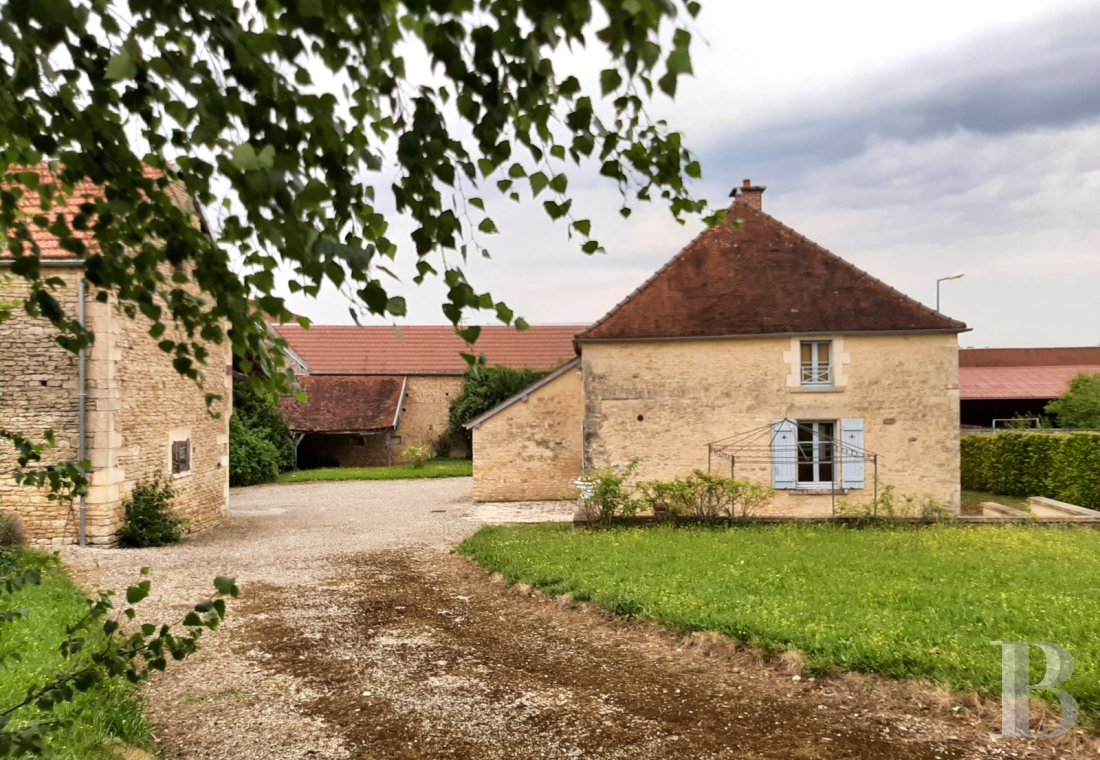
[936,272,965,312]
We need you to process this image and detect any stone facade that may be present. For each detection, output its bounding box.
[394,376,466,459]
[580,333,961,515]
[0,267,230,545]
[470,364,583,501]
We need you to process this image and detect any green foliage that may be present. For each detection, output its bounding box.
[1046,373,1100,429]
[961,432,1100,509]
[0,551,237,756]
[0,513,25,548]
[228,417,281,488]
[835,484,953,522]
[233,381,296,471]
[448,363,548,448]
[277,459,471,483]
[459,522,1100,728]
[401,445,432,469]
[638,471,774,520]
[118,476,184,548]
[576,460,641,524]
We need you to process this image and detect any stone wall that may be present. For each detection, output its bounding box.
[394,375,466,459]
[0,269,83,543]
[471,365,583,501]
[0,267,230,544]
[581,333,961,516]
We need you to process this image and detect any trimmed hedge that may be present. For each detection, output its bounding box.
[961,432,1100,508]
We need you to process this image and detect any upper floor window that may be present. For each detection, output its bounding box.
[171,439,191,475]
[800,340,832,386]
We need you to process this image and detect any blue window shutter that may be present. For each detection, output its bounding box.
[772,419,796,489]
[841,419,865,489]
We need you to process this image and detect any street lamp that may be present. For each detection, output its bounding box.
[936,272,965,312]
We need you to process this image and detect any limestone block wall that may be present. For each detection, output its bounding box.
[101,295,230,540]
[394,375,465,458]
[0,267,230,544]
[581,334,961,516]
[0,270,83,543]
[471,365,583,501]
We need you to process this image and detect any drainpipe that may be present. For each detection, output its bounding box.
[77,276,87,547]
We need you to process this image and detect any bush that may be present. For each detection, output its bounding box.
[0,510,26,547]
[229,416,281,487]
[1045,372,1100,429]
[401,445,432,468]
[960,432,1100,508]
[119,476,184,547]
[638,471,774,521]
[233,380,296,471]
[576,461,641,524]
[448,362,548,451]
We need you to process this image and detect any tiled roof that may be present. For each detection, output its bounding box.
[960,366,1100,400]
[279,375,405,432]
[960,347,1100,368]
[272,324,582,375]
[3,164,172,260]
[576,198,966,341]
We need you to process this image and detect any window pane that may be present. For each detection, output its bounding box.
[818,341,830,363]
[801,342,812,363]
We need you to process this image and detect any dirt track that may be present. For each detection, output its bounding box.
[62,479,1087,759]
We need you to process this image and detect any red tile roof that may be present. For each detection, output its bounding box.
[272,325,582,375]
[960,347,1100,368]
[3,164,173,260]
[279,375,405,432]
[577,198,966,341]
[960,366,1100,400]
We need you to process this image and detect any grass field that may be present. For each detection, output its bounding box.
[277,458,472,483]
[460,523,1100,725]
[0,551,151,757]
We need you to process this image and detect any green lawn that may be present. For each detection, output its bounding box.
[0,551,151,758]
[960,489,1031,515]
[460,523,1100,725]
[277,458,472,483]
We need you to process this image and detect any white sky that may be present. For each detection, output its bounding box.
[276,0,1100,348]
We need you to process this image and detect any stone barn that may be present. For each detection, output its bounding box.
[0,168,231,545]
[466,181,968,514]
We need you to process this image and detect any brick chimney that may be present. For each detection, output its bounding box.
[730,179,766,211]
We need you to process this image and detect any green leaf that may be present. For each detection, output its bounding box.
[477,218,499,234]
[105,52,136,81]
[230,144,259,171]
[213,576,239,597]
[600,69,623,95]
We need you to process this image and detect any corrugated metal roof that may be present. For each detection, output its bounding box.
[960,366,1100,400]
[272,324,582,375]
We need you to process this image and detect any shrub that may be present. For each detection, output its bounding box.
[960,432,1100,509]
[401,445,432,468]
[229,416,281,487]
[0,510,26,548]
[1045,372,1100,429]
[576,460,641,524]
[233,380,296,471]
[638,471,774,521]
[119,475,185,547]
[448,362,548,450]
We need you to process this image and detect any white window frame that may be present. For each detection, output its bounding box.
[800,340,832,386]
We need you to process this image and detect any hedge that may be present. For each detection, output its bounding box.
[961,432,1100,508]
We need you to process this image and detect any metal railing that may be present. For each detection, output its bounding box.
[800,361,831,384]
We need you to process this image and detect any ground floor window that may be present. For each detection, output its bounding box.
[796,421,834,485]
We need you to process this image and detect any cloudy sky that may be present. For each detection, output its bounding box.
[277,0,1100,348]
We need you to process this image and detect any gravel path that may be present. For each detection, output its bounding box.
[60,478,1091,759]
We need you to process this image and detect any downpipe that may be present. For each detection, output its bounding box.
[78,276,87,547]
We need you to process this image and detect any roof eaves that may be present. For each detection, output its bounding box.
[575,327,970,345]
[464,358,580,430]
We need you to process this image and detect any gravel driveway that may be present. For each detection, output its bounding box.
[61,478,1088,759]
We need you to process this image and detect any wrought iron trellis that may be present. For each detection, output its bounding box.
[706,420,880,516]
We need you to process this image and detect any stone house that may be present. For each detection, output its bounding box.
[466,181,968,514]
[273,325,580,467]
[0,169,231,545]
